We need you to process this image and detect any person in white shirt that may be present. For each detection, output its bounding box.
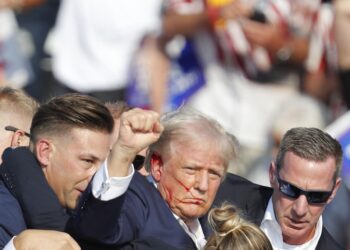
[215,127,344,250]
[49,0,162,102]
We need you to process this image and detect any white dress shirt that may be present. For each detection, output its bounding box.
[175,214,207,250]
[260,198,323,250]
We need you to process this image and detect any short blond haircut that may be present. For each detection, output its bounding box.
[0,87,39,118]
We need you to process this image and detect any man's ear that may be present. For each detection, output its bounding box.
[150,153,163,182]
[10,130,30,148]
[327,177,341,204]
[269,162,277,188]
[35,139,53,168]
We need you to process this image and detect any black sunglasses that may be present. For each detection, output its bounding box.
[276,174,333,205]
[4,126,31,138]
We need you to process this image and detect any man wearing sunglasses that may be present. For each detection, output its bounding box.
[215,127,343,249]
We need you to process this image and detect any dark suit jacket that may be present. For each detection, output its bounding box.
[214,173,344,250]
[0,180,26,248]
[0,147,69,231]
[71,172,211,249]
[0,147,190,249]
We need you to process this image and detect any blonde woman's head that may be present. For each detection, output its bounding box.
[205,203,272,250]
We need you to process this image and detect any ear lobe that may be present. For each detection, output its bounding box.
[150,153,163,182]
[327,177,341,204]
[35,139,53,168]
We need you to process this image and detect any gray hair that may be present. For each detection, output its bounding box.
[144,107,238,175]
[276,127,343,182]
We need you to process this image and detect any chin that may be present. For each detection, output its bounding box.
[67,199,78,210]
[283,227,309,245]
[183,209,205,220]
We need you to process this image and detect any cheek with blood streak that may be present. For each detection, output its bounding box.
[165,187,174,202]
[163,177,192,204]
[174,177,191,192]
[172,177,204,205]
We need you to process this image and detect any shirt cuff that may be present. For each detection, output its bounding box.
[3,237,16,250]
[92,160,135,201]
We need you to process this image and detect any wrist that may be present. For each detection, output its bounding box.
[108,143,137,177]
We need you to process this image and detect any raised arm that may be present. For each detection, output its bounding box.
[107,108,163,177]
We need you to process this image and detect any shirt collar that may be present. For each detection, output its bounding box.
[173,213,207,249]
[154,182,206,249]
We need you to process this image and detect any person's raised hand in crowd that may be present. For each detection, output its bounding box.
[13,230,80,250]
[217,0,253,21]
[108,108,163,177]
[241,19,309,64]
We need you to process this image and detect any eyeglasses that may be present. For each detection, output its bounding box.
[276,174,333,204]
[4,126,31,138]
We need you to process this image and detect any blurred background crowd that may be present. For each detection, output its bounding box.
[1,0,349,248]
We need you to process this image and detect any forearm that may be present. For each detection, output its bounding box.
[282,37,309,64]
[108,144,136,178]
[162,10,209,40]
[144,37,170,113]
[0,0,44,10]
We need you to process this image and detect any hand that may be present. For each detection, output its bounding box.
[109,108,163,177]
[241,19,285,54]
[219,1,252,21]
[13,230,80,250]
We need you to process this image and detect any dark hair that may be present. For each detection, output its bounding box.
[105,101,132,120]
[276,127,343,182]
[30,93,114,143]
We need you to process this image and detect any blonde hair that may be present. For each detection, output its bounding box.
[0,87,39,119]
[205,203,272,250]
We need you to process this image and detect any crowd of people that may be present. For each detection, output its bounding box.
[0,88,347,250]
[1,0,350,249]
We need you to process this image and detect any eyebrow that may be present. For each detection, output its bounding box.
[5,126,31,138]
[80,153,101,161]
[184,165,224,176]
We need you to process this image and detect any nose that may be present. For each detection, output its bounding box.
[194,170,209,193]
[292,194,309,217]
